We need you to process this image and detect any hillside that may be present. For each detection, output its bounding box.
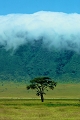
[0,40,80,83]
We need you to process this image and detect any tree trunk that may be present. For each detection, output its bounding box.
[41,93,44,102]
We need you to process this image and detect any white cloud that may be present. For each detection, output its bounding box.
[0,11,80,52]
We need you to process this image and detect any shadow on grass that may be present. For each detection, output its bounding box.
[45,103,80,107]
[1,99,80,107]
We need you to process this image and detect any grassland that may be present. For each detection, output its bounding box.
[0,82,80,98]
[0,82,80,120]
[0,99,80,120]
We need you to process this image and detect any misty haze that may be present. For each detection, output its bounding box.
[0,11,80,52]
[0,11,80,82]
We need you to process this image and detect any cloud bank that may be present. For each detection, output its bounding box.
[0,11,80,52]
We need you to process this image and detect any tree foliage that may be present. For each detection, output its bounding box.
[27,76,57,102]
[0,41,80,83]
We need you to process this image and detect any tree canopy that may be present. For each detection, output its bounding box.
[27,76,57,102]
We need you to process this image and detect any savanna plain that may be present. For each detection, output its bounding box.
[0,82,80,120]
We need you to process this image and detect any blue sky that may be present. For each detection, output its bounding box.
[0,0,80,15]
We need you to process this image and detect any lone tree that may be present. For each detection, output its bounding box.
[26,76,57,102]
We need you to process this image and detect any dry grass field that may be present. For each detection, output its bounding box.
[0,81,80,99]
[0,82,80,120]
[0,99,80,120]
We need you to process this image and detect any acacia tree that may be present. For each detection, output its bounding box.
[26,76,57,102]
